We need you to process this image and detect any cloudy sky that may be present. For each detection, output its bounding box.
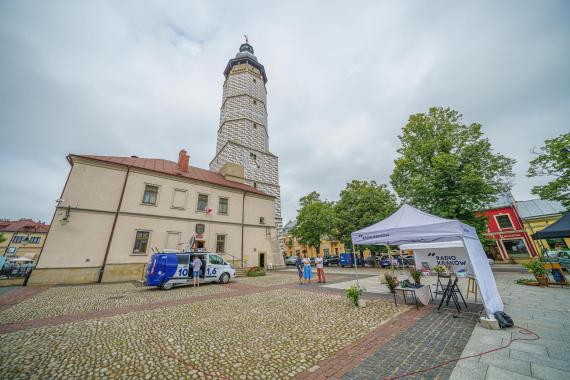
[1,0,568,224]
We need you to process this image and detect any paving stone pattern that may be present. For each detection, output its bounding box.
[342,307,482,380]
[0,282,230,323]
[0,288,407,380]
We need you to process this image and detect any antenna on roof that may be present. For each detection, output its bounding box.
[244,34,248,44]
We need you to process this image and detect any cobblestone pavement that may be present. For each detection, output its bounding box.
[0,282,231,323]
[342,307,482,380]
[0,287,408,380]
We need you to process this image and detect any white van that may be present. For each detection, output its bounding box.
[145,252,236,290]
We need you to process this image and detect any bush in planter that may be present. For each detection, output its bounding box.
[411,270,422,286]
[523,258,547,286]
[384,272,398,294]
[346,284,365,306]
[246,266,266,277]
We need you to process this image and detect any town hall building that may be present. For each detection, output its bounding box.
[28,40,283,285]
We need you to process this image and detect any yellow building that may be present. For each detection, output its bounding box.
[516,199,569,254]
[281,220,345,258]
[0,219,50,261]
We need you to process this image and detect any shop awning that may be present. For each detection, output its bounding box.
[532,212,570,239]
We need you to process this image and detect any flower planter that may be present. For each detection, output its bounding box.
[535,275,548,287]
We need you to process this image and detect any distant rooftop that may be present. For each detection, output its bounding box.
[487,193,514,209]
[282,220,296,234]
[516,199,566,219]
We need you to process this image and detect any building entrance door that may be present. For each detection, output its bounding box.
[196,241,205,251]
[259,253,265,268]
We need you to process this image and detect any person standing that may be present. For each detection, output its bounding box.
[192,255,202,287]
[315,253,326,283]
[303,255,312,284]
[295,255,303,285]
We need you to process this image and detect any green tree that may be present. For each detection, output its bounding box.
[527,132,570,209]
[0,233,5,245]
[334,180,398,251]
[291,192,337,256]
[390,107,515,236]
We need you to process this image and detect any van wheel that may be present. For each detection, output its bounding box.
[160,282,174,290]
[219,273,230,284]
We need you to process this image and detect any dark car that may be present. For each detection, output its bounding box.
[323,256,340,266]
[402,255,415,266]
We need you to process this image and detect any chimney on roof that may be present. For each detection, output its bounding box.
[178,149,189,172]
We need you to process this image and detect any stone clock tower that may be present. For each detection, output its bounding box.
[210,39,283,251]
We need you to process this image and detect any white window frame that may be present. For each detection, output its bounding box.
[196,193,209,212]
[132,230,152,255]
[218,197,229,215]
[141,183,160,206]
[215,234,227,254]
[165,231,181,250]
[494,213,514,231]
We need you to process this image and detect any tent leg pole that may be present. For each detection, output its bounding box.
[353,245,359,288]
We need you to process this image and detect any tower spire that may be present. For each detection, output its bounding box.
[244,34,248,44]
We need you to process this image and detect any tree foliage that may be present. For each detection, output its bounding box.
[335,180,398,251]
[0,233,5,245]
[291,192,337,255]
[527,132,570,210]
[390,107,515,236]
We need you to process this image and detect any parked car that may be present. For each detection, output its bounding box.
[285,256,297,266]
[402,255,415,266]
[339,253,364,267]
[310,257,316,265]
[545,251,570,271]
[323,256,340,266]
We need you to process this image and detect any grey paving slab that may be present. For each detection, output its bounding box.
[509,350,570,372]
[530,363,570,380]
[479,355,531,377]
[449,360,488,380]
[451,271,570,380]
[485,365,535,380]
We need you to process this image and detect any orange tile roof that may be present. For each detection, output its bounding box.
[71,155,271,197]
[0,219,50,233]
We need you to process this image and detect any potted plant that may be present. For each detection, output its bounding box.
[384,272,398,294]
[524,258,547,287]
[346,284,366,307]
[433,265,448,276]
[411,270,422,286]
[246,266,266,277]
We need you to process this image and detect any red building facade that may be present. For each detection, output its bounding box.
[483,194,537,261]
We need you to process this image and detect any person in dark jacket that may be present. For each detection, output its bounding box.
[295,255,303,285]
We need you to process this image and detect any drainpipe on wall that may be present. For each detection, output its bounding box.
[241,191,246,268]
[98,166,130,283]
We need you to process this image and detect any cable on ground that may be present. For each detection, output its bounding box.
[383,325,540,380]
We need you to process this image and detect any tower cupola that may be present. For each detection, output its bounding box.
[223,36,267,83]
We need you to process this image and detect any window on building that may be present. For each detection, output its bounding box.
[133,231,150,254]
[253,78,256,83]
[495,215,513,229]
[250,152,257,160]
[142,185,159,205]
[196,194,208,211]
[216,235,226,253]
[218,197,229,215]
[195,224,205,234]
[171,189,188,209]
[323,248,330,256]
[253,182,257,188]
[335,247,339,254]
[295,250,300,255]
[253,123,257,129]
[259,217,265,225]
[12,235,24,243]
[502,239,528,258]
[253,99,257,105]
[30,237,41,244]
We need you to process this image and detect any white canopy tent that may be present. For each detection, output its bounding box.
[351,204,503,317]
